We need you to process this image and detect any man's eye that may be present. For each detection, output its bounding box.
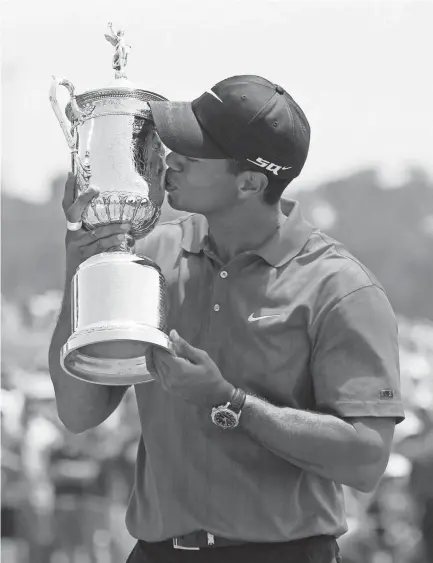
[187,157,200,162]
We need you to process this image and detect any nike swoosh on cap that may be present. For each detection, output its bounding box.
[248,313,281,322]
[206,89,224,103]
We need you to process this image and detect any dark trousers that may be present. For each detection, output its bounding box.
[126,535,342,563]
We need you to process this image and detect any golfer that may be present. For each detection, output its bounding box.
[50,75,405,563]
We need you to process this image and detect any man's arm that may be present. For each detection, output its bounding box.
[252,284,403,492]
[49,174,131,434]
[152,331,395,492]
[240,396,395,492]
[152,283,404,493]
[49,275,128,434]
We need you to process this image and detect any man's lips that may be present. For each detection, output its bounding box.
[165,176,178,192]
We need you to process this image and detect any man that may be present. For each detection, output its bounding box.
[49,75,405,563]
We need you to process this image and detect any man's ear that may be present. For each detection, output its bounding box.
[235,170,268,198]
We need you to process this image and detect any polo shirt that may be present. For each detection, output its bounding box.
[125,199,405,543]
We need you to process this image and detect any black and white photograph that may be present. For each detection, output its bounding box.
[2,1,433,562]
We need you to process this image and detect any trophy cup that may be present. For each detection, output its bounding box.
[49,23,172,385]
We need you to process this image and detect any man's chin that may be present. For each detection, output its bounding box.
[166,192,200,214]
[166,193,185,211]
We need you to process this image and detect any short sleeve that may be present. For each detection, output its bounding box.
[310,285,405,423]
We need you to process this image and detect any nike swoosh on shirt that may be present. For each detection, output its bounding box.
[248,313,282,322]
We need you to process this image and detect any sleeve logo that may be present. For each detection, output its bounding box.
[379,389,394,399]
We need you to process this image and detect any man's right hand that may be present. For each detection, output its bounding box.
[63,173,130,273]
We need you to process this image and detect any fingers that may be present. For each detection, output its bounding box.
[62,173,76,213]
[67,188,100,223]
[66,223,129,244]
[170,330,204,364]
[152,348,171,390]
[63,173,99,222]
[83,224,130,241]
[152,346,194,385]
[79,232,129,261]
[66,223,131,267]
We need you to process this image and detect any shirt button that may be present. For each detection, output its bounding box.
[213,304,220,312]
[220,271,228,279]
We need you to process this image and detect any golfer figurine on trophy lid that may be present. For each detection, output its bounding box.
[49,23,173,386]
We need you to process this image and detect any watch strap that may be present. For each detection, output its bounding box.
[229,388,246,414]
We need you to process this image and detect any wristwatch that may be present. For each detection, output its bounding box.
[211,388,247,430]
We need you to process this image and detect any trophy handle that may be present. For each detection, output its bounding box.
[49,76,86,171]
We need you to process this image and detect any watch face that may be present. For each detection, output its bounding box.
[212,409,237,429]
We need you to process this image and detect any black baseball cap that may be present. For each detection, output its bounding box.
[148,75,310,180]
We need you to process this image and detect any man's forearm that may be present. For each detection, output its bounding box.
[240,395,382,491]
[49,275,126,433]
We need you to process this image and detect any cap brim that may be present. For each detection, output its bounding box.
[148,101,227,159]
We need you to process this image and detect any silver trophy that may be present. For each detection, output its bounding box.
[49,23,172,385]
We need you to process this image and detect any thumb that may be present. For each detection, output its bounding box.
[66,186,100,222]
[170,330,203,363]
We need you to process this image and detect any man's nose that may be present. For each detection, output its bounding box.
[165,151,183,171]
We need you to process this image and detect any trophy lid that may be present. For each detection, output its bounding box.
[65,23,166,123]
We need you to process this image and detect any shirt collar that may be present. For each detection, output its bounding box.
[181,199,314,267]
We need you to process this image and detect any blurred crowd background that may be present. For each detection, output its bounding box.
[2,168,433,563]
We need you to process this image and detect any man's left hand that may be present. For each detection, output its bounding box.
[152,330,235,409]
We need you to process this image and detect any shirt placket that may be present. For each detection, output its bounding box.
[206,257,235,358]
[201,250,234,526]
[201,249,251,370]
[202,251,252,527]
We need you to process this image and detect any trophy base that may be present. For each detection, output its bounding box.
[61,323,173,386]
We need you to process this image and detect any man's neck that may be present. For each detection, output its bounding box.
[205,201,286,264]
